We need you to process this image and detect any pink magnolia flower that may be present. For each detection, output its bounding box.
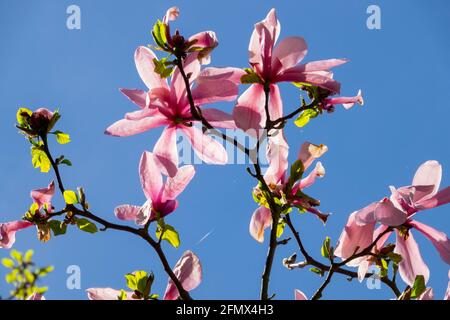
[1,181,55,249]
[249,139,328,242]
[114,151,195,225]
[105,48,243,176]
[164,250,202,300]
[233,9,347,132]
[337,161,450,286]
[294,289,308,300]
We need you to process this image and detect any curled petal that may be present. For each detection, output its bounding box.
[86,288,134,300]
[249,206,272,243]
[0,220,33,249]
[299,161,325,189]
[163,6,179,24]
[395,230,430,286]
[297,142,328,171]
[30,181,55,209]
[164,251,202,300]
[324,90,364,110]
[415,186,450,210]
[374,198,407,227]
[412,160,442,202]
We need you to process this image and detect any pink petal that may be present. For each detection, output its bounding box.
[170,53,201,106]
[416,186,450,210]
[409,220,450,264]
[124,108,159,121]
[299,161,325,189]
[395,230,430,286]
[135,46,168,90]
[188,31,218,65]
[294,289,308,300]
[264,130,289,185]
[164,251,202,300]
[233,84,265,133]
[249,206,272,243]
[105,115,169,137]
[297,142,328,171]
[197,67,245,84]
[162,6,179,24]
[291,58,348,73]
[412,160,442,202]
[163,165,195,200]
[30,181,55,209]
[357,260,371,282]
[445,271,450,300]
[374,198,407,226]
[272,36,307,75]
[153,126,179,177]
[119,88,148,109]
[276,71,341,93]
[202,108,236,129]
[192,80,239,106]
[334,212,375,260]
[417,287,434,300]
[325,90,364,110]
[27,293,45,300]
[181,126,227,165]
[0,220,33,249]
[354,202,378,225]
[151,199,178,220]
[114,205,142,221]
[86,288,134,300]
[269,84,283,120]
[139,151,163,202]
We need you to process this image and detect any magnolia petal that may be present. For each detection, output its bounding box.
[417,287,434,300]
[163,6,179,24]
[202,108,236,129]
[334,212,375,260]
[114,205,142,221]
[119,88,148,109]
[181,126,227,165]
[135,46,168,90]
[416,186,450,210]
[299,162,325,189]
[264,130,289,185]
[412,160,442,201]
[249,206,272,243]
[86,288,134,300]
[105,115,168,137]
[233,84,265,133]
[163,165,195,201]
[192,80,239,106]
[374,198,407,227]
[409,220,450,265]
[395,231,430,286]
[294,289,308,300]
[197,67,245,84]
[153,126,179,177]
[297,142,328,171]
[0,220,33,249]
[272,36,307,75]
[163,251,202,300]
[30,181,55,209]
[139,151,163,202]
[354,202,378,225]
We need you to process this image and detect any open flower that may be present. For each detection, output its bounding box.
[106,48,243,176]
[249,139,328,242]
[233,9,347,132]
[114,151,195,226]
[336,161,450,286]
[164,250,202,300]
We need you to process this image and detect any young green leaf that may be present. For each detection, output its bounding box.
[321,236,332,258]
[156,222,180,248]
[53,131,71,144]
[294,109,319,128]
[276,219,286,238]
[76,218,98,233]
[152,20,168,49]
[48,220,67,236]
[1,258,15,268]
[63,190,78,204]
[31,144,51,173]
[410,275,426,299]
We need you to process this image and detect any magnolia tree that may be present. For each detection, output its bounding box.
[1,7,449,301]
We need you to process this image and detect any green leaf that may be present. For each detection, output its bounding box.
[118,289,128,300]
[60,159,72,166]
[152,20,168,49]
[276,219,286,238]
[153,57,174,78]
[135,271,149,294]
[38,266,54,276]
[31,143,51,173]
[16,108,32,126]
[149,293,159,300]
[5,270,17,283]
[1,258,15,268]
[321,236,331,258]
[63,190,78,204]
[76,218,98,233]
[24,269,34,282]
[240,68,263,84]
[294,109,319,128]
[156,222,180,248]
[125,274,138,291]
[309,267,324,277]
[387,252,403,264]
[289,159,304,187]
[54,131,71,144]
[410,275,426,299]
[48,220,67,236]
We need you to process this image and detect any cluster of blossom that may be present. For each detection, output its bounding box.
[1,7,449,300]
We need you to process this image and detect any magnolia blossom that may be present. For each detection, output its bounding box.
[105,47,243,176]
[233,9,347,132]
[336,161,450,286]
[163,250,202,300]
[115,151,194,225]
[0,181,55,249]
[87,251,201,300]
[322,90,364,111]
[249,138,328,243]
[294,289,308,300]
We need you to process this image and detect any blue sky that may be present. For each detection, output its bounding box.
[1,0,449,300]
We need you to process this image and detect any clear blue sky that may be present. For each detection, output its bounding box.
[1,0,449,300]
